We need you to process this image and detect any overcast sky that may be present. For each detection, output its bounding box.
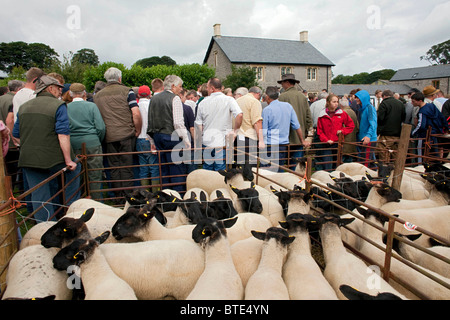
[1,0,449,77]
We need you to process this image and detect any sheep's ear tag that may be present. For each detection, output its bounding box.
[63,228,67,232]
[172,198,177,203]
[202,229,206,235]
[231,185,237,189]
[73,252,80,260]
[146,201,150,204]
[130,197,135,201]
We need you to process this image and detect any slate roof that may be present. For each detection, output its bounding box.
[331,84,413,96]
[204,36,335,66]
[390,64,450,81]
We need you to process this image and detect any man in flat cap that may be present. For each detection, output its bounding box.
[67,83,106,200]
[12,75,81,223]
[278,74,312,167]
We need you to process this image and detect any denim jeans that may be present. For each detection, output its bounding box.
[23,162,81,223]
[261,145,288,172]
[136,138,159,181]
[152,133,186,192]
[321,143,337,171]
[202,146,226,171]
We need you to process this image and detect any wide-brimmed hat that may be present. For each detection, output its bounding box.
[423,85,440,96]
[35,75,64,94]
[277,73,300,84]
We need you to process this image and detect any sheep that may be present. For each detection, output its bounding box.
[280,213,338,300]
[112,200,271,246]
[186,217,244,300]
[252,168,303,190]
[2,245,72,300]
[270,186,312,217]
[186,164,254,195]
[390,206,450,247]
[379,183,449,214]
[318,213,408,300]
[389,233,450,278]
[244,227,294,300]
[357,207,450,300]
[335,162,378,177]
[207,189,238,220]
[229,182,285,227]
[52,231,138,300]
[183,187,209,201]
[99,239,205,300]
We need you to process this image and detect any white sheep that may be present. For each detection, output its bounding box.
[2,245,72,300]
[230,236,263,288]
[99,239,205,300]
[280,214,338,300]
[186,217,244,300]
[52,231,137,300]
[392,233,450,278]
[244,227,294,300]
[335,162,378,177]
[318,213,408,300]
[357,208,450,300]
[252,168,303,190]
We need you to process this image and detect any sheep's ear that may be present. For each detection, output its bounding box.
[218,169,227,176]
[405,233,422,242]
[365,171,374,180]
[199,191,207,202]
[339,285,371,300]
[303,191,314,203]
[282,235,295,246]
[73,250,86,263]
[270,186,279,195]
[339,217,355,227]
[223,216,238,229]
[229,184,240,195]
[251,230,266,241]
[95,231,110,245]
[251,181,256,189]
[80,208,95,222]
[216,190,224,198]
[278,221,289,229]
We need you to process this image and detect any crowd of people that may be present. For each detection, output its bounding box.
[0,67,449,224]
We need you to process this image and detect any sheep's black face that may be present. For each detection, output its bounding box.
[280,213,320,233]
[112,208,151,240]
[319,213,355,228]
[251,227,295,246]
[374,184,402,203]
[41,208,95,248]
[53,238,90,271]
[192,217,237,247]
[125,189,152,206]
[230,183,263,214]
[209,198,238,220]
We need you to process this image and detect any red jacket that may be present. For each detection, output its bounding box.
[317,108,355,143]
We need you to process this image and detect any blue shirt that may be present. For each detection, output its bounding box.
[262,99,300,145]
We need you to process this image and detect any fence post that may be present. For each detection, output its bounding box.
[391,124,412,191]
[0,135,18,294]
[336,133,344,167]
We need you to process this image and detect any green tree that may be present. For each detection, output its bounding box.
[222,66,258,91]
[420,39,450,65]
[0,41,59,73]
[332,69,396,84]
[72,48,99,66]
[135,56,177,68]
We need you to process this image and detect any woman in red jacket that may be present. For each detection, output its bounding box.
[317,94,355,170]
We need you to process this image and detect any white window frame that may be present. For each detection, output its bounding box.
[280,66,294,77]
[307,67,318,81]
[251,66,265,81]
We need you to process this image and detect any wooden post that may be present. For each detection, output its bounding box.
[0,134,18,294]
[391,124,412,191]
[305,157,313,193]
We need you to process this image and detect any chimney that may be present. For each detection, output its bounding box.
[213,24,221,38]
[300,31,308,43]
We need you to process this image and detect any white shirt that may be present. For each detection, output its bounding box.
[310,98,326,128]
[195,92,242,148]
[12,87,35,123]
[137,98,150,139]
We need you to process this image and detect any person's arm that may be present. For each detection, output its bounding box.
[254,120,265,149]
[131,106,142,137]
[58,134,77,170]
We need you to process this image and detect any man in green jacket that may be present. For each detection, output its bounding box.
[278,74,312,165]
[67,83,106,200]
[13,75,81,223]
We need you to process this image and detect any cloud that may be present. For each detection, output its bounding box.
[0,0,448,78]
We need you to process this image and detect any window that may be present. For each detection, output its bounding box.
[432,80,440,89]
[252,66,264,81]
[213,51,218,68]
[307,67,317,81]
[281,66,293,76]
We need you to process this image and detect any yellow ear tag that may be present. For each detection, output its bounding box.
[130,197,135,201]
[144,213,148,218]
[73,252,79,260]
[172,198,176,203]
[146,201,149,204]
[63,228,67,232]
[202,229,206,235]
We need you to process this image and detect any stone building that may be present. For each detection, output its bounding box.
[390,64,450,96]
[203,24,335,94]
